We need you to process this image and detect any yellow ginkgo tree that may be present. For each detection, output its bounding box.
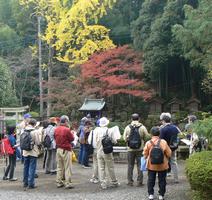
[20,0,116,65]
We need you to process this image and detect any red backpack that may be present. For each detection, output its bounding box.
[0,138,14,156]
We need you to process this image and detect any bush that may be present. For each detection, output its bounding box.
[186,151,212,200]
[193,116,212,143]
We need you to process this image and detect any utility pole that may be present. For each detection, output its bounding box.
[38,16,43,119]
[47,44,53,117]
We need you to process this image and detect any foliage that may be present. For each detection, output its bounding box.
[172,0,212,95]
[45,79,85,118]
[202,69,212,94]
[29,111,39,118]
[0,57,18,106]
[192,116,212,143]
[0,24,21,56]
[20,0,116,65]
[131,0,206,100]
[185,151,212,200]
[100,0,143,45]
[77,45,153,98]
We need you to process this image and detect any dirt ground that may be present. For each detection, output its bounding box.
[0,157,191,200]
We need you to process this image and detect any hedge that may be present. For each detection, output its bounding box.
[185,151,212,200]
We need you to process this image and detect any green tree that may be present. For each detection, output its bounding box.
[0,58,18,106]
[0,24,21,56]
[173,0,212,95]
[131,0,198,98]
[100,0,143,45]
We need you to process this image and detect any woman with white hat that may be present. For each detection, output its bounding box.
[94,117,120,189]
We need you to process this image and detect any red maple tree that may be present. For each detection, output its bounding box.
[76,45,153,100]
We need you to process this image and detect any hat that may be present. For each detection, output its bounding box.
[99,117,109,127]
[49,117,57,124]
[23,113,31,119]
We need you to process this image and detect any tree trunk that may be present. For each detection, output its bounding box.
[47,45,53,117]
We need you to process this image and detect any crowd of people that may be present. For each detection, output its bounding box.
[0,112,205,200]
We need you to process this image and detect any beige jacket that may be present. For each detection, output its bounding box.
[22,125,41,158]
[94,126,119,154]
[123,121,150,151]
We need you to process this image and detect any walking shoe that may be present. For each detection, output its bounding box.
[111,182,120,188]
[158,195,164,200]
[28,185,37,189]
[101,185,107,189]
[57,184,64,188]
[65,185,74,189]
[50,172,57,175]
[148,194,154,200]
[9,178,18,181]
[136,182,144,187]
[45,171,51,174]
[82,165,91,169]
[34,174,38,178]
[127,182,133,186]
[101,183,107,189]
[2,177,8,180]
[90,178,99,184]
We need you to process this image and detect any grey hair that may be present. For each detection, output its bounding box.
[60,115,69,123]
[160,112,171,120]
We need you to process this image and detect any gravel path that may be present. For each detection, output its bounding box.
[0,158,191,200]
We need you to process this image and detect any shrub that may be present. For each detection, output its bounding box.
[185,151,212,200]
[193,116,212,143]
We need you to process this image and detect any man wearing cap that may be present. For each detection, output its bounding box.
[94,117,120,189]
[123,113,150,186]
[22,118,41,189]
[54,115,74,189]
[44,117,57,175]
[159,112,180,183]
[16,113,32,142]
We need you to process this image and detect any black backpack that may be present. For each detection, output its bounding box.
[150,139,164,164]
[128,125,141,149]
[43,134,52,149]
[102,129,113,154]
[169,135,179,151]
[20,130,34,151]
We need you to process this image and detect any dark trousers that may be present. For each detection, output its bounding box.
[4,153,16,179]
[148,170,167,196]
[127,151,143,184]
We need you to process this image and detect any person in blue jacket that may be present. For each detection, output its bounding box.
[3,126,18,181]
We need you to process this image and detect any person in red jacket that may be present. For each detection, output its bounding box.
[54,115,74,189]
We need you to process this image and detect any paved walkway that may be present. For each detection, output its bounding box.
[0,158,191,200]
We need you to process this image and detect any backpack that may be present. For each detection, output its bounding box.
[0,138,14,155]
[88,130,94,155]
[43,134,52,149]
[150,139,164,165]
[169,134,179,151]
[20,130,33,151]
[102,129,113,154]
[128,125,141,149]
